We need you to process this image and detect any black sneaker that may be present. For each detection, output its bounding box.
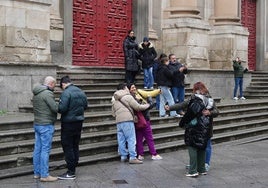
[58,172,76,180]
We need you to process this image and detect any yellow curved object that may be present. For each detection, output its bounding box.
[137,89,161,98]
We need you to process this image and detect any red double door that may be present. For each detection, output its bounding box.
[241,0,257,71]
[72,0,132,67]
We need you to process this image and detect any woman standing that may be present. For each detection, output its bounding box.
[123,30,140,84]
[166,82,219,177]
[128,83,162,160]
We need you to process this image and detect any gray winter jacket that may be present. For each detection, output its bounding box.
[111,89,149,124]
[32,85,58,125]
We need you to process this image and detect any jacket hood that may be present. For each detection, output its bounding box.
[139,42,154,49]
[113,89,130,100]
[33,85,48,95]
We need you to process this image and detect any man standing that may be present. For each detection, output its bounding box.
[139,37,157,89]
[32,76,58,182]
[233,57,248,100]
[57,76,88,180]
[168,54,188,116]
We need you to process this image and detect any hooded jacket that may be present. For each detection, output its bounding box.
[138,42,157,69]
[32,85,58,125]
[111,89,149,124]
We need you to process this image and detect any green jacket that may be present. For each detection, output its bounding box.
[233,60,245,78]
[32,85,58,125]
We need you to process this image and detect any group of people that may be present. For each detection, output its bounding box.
[123,30,188,118]
[111,83,162,164]
[32,76,88,182]
[33,28,248,181]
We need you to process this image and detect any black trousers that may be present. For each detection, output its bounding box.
[61,121,83,174]
[125,70,138,84]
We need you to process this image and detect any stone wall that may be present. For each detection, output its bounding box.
[185,69,251,99]
[0,63,57,112]
[0,0,52,63]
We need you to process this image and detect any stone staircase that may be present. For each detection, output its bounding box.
[0,67,268,179]
[244,71,268,98]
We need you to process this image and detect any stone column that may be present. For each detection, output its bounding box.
[214,0,240,25]
[166,0,201,19]
[163,0,210,68]
[148,0,158,40]
[209,0,249,70]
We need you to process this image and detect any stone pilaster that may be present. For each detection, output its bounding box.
[209,0,249,70]
[0,0,52,63]
[163,0,210,68]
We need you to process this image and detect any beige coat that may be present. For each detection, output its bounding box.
[111,89,149,123]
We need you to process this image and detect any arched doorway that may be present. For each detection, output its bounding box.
[72,0,132,67]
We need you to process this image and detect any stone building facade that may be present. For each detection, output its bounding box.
[0,0,267,111]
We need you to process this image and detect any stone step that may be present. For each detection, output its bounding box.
[0,124,267,179]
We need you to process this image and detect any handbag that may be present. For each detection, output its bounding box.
[119,99,147,129]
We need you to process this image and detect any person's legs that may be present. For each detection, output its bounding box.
[171,87,179,103]
[205,139,212,165]
[188,146,198,174]
[135,129,145,156]
[117,123,128,160]
[37,125,54,178]
[239,77,244,97]
[143,121,157,155]
[159,86,176,117]
[72,122,82,174]
[148,67,154,88]
[122,122,137,160]
[178,86,185,103]
[61,125,76,175]
[33,125,41,177]
[197,149,206,173]
[233,77,239,97]
[143,68,149,88]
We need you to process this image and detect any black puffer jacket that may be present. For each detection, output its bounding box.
[138,42,157,69]
[58,84,88,123]
[155,63,173,87]
[123,36,139,71]
[179,95,212,150]
[168,62,186,87]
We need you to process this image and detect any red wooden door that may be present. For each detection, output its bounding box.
[73,0,132,67]
[241,0,257,71]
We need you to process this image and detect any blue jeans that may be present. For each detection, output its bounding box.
[171,86,185,103]
[33,124,54,178]
[143,67,154,88]
[159,86,176,117]
[233,77,243,97]
[117,121,137,160]
[206,139,212,165]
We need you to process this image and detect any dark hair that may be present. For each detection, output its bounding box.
[127,83,135,90]
[117,83,127,90]
[158,53,167,60]
[160,57,169,64]
[128,30,134,34]
[60,75,71,88]
[168,53,175,59]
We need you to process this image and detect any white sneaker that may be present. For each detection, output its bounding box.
[185,173,198,177]
[233,97,239,100]
[138,155,144,160]
[152,154,162,160]
[240,96,246,100]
